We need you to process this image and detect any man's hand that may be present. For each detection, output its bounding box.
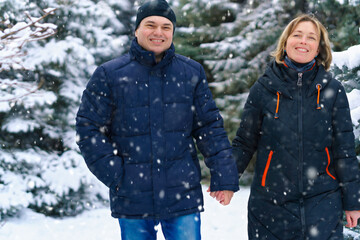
[207,187,234,206]
[345,210,360,228]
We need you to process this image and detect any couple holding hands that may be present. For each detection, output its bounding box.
[76,0,360,239]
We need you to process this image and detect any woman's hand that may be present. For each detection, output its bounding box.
[207,187,234,206]
[345,210,360,228]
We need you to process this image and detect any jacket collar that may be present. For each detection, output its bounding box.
[129,38,175,69]
[306,66,332,97]
[258,60,332,99]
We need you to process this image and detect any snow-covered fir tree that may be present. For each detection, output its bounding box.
[0,0,135,219]
[174,0,296,139]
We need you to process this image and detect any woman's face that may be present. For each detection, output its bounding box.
[285,21,320,64]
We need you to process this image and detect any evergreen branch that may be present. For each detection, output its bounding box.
[0,77,45,102]
[0,8,57,72]
[0,8,57,41]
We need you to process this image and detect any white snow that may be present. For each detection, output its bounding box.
[24,37,95,70]
[336,0,359,5]
[333,44,360,141]
[1,186,250,240]
[2,118,40,133]
[42,150,90,195]
[348,89,360,126]
[332,45,360,70]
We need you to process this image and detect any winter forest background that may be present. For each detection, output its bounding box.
[0,0,359,238]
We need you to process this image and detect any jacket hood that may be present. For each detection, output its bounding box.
[129,38,175,69]
[258,60,332,99]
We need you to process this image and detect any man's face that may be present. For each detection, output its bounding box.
[135,16,173,60]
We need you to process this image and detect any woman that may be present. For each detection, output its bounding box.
[233,14,360,239]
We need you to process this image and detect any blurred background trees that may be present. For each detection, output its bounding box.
[0,0,135,219]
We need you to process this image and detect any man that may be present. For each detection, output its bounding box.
[76,0,239,239]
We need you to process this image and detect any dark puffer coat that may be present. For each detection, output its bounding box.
[76,39,239,220]
[233,60,360,239]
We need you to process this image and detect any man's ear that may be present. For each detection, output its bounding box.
[135,30,138,38]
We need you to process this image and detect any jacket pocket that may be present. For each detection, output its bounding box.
[325,147,336,180]
[261,150,274,187]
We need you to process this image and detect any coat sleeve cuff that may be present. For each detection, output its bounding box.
[209,183,240,192]
[341,181,360,210]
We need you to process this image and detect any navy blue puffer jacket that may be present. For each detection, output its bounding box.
[76,39,239,219]
[233,61,360,239]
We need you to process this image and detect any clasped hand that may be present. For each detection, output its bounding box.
[207,187,234,206]
[345,210,360,228]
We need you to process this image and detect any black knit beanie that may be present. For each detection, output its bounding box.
[135,0,176,31]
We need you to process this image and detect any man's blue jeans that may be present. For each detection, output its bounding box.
[118,213,201,240]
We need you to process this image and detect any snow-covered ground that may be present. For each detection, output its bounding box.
[1,186,250,240]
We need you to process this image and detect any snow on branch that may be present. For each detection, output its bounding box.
[0,77,45,103]
[0,8,57,104]
[0,8,57,72]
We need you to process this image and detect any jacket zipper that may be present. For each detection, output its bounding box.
[297,72,306,237]
[325,147,336,180]
[297,72,303,86]
[261,150,274,187]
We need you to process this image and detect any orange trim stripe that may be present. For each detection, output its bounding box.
[274,92,280,119]
[262,150,274,187]
[316,84,321,109]
[325,147,336,180]
[309,62,316,71]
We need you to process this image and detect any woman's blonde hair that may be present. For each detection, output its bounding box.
[271,14,332,71]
